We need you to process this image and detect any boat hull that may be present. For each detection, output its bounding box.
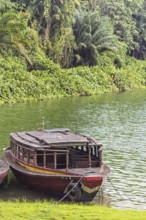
[5,150,109,201]
[10,167,104,200]
[0,158,9,185]
[11,166,73,194]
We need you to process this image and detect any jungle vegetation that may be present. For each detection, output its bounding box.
[1,0,146,103]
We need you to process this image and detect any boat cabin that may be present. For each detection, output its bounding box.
[10,129,102,171]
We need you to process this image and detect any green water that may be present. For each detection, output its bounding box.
[0,90,146,210]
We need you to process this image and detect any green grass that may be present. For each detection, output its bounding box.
[0,200,145,220]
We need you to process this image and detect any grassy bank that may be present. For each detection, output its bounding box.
[0,200,145,220]
[1,54,146,104]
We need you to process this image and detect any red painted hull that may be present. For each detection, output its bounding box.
[0,158,9,185]
[11,166,72,194]
[5,150,109,201]
[10,167,104,201]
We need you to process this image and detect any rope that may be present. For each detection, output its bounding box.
[93,174,125,207]
[30,173,125,220]
[30,171,94,220]
[106,175,124,200]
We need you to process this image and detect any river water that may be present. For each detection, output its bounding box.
[0,90,146,210]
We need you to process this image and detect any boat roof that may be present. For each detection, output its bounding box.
[10,128,102,149]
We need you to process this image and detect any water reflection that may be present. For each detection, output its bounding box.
[0,90,146,209]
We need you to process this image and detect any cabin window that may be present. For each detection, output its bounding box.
[12,146,34,165]
[28,150,34,164]
[13,144,17,157]
[10,140,35,165]
[36,150,68,170]
[16,145,20,158]
[55,153,67,169]
[18,146,23,160]
[46,152,55,168]
[96,146,98,157]
[14,145,17,157]
[11,141,15,154]
[91,146,97,157]
[69,145,100,168]
[37,150,44,167]
[23,148,28,162]
[11,143,20,159]
[70,146,89,168]
[37,150,54,168]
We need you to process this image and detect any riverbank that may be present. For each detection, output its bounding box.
[0,200,145,220]
[0,54,146,104]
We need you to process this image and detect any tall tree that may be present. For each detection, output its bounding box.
[131,0,146,59]
[24,0,77,67]
[46,0,78,67]
[73,9,119,66]
[0,0,14,12]
[97,0,139,55]
[0,10,35,65]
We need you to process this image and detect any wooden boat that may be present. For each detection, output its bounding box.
[0,157,9,185]
[4,128,110,201]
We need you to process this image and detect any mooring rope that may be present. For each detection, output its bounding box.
[30,172,125,220]
[30,171,94,220]
[106,175,124,200]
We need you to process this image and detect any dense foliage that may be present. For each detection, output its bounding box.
[0,0,146,103]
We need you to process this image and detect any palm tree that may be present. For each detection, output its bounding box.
[73,9,119,66]
[131,1,146,59]
[0,11,33,65]
[0,0,13,13]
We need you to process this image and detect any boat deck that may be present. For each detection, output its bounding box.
[61,165,109,176]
